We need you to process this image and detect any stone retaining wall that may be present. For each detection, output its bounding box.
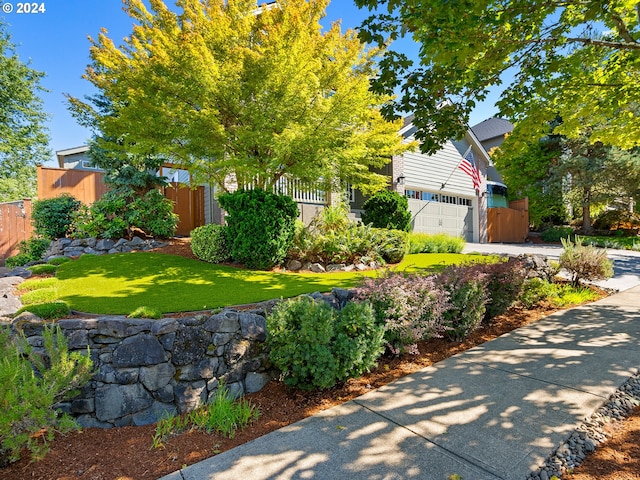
[15,308,273,428]
[13,288,353,429]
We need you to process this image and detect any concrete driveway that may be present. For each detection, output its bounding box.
[463,242,640,292]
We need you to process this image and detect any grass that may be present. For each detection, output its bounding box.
[23,252,483,315]
[582,235,640,251]
[151,383,260,449]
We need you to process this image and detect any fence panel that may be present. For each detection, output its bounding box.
[0,199,33,262]
[487,207,529,243]
[37,166,108,204]
[164,183,206,236]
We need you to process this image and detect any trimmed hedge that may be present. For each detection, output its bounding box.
[191,224,230,264]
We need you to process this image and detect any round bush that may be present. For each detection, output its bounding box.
[32,194,82,240]
[191,224,230,263]
[372,228,409,264]
[218,189,299,270]
[267,297,385,390]
[361,190,411,231]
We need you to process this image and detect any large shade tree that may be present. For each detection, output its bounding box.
[355,0,640,154]
[0,21,50,202]
[69,0,408,195]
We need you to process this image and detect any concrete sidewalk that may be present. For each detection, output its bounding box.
[160,286,640,480]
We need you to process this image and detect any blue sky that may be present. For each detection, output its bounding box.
[1,1,501,166]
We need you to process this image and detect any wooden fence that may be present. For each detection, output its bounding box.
[487,197,529,243]
[163,182,206,236]
[0,199,33,262]
[38,166,108,204]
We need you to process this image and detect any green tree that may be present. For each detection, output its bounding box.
[355,0,640,153]
[69,0,409,195]
[0,21,50,201]
[495,121,640,231]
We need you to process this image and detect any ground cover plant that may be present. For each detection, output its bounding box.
[18,251,479,315]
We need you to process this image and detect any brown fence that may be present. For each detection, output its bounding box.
[37,166,108,204]
[487,198,529,243]
[163,182,206,236]
[0,199,33,262]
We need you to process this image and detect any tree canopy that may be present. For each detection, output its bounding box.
[69,0,409,195]
[494,122,640,231]
[355,0,640,153]
[0,21,50,202]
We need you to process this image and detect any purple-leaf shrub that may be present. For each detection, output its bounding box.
[354,272,450,355]
[437,265,488,341]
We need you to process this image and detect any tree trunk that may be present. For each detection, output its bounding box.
[582,187,593,234]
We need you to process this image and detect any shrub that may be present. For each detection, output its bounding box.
[559,236,614,287]
[361,190,411,231]
[4,238,50,268]
[372,228,409,264]
[408,232,465,254]
[519,278,557,309]
[32,194,82,239]
[468,258,527,322]
[191,224,230,263]
[354,272,449,355]
[74,189,178,239]
[310,202,352,233]
[0,325,92,466]
[593,209,640,232]
[20,287,58,306]
[218,189,299,270]
[437,265,488,341]
[540,226,575,243]
[15,302,70,320]
[4,253,31,268]
[267,297,385,390]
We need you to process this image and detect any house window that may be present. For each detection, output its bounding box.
[458,198,472,207]
[81,160,97,169]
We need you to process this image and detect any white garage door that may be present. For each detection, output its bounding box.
[408,199,474,241]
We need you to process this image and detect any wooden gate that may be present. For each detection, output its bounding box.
[164,183,205,236]
[487,198,529,243]
[0,200,33,262]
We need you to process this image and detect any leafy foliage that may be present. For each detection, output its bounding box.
[361,190,411,231]
[267,297,385,390]
[354,272,449,355]
[470,258,527,322]
[408,233,465,254]
[355,0,640,152]
[191,224,230,264]
[288,206,407,266]
[70,0,409,195]
[218,189,299,270]
[559,236,614,287]
[437,265,487,341]
[373,228,409,264]
[74,189,178,239]
[152,382,259,448]
[4,238,50,267]
[0,325,92,466]
[32,195,82,240]
[541,226,575,243]
[0,22,50,202]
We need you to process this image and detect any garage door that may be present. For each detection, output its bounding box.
[408,199,474,241]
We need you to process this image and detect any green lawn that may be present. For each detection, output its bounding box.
[45,252,483,315]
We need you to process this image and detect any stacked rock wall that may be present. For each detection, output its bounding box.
[16,309,272,428]
[14,288,353,429]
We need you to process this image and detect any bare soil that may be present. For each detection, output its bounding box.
[2,238,637,480]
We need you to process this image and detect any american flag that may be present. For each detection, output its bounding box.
[458,148,481,193]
